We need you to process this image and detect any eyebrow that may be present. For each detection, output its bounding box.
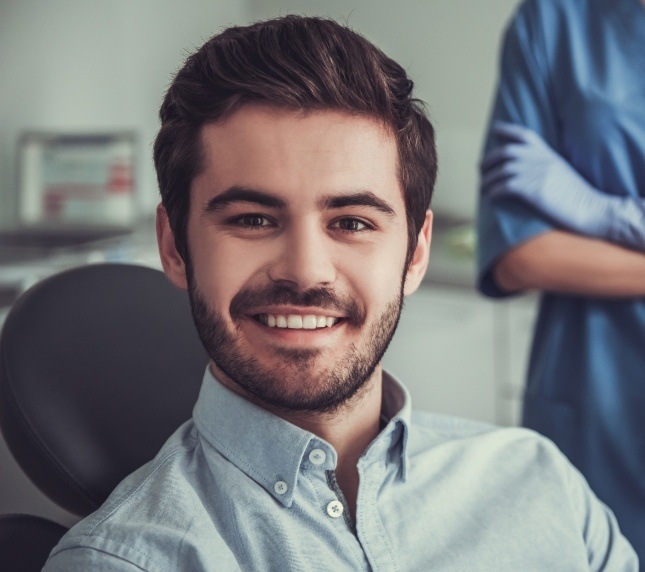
[203,187,287,213]
[203,186,396,217]
[319,192,396,217]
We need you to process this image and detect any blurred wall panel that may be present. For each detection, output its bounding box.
[0,0,249,225]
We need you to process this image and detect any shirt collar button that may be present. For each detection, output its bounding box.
[274,481,288,495]
[309,448,326,466]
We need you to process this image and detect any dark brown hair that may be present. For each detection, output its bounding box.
[154,15,437,266]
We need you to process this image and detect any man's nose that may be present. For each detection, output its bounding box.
[268,223,336,290]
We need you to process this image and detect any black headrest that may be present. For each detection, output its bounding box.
[0,263,208,516]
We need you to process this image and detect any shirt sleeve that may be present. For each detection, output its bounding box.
[44,547,147,571]
[476,0,560,298]
[560,450,640,571]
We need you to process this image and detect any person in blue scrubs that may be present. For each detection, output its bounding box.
[477,0,645,561]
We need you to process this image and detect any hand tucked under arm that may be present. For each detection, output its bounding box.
[481,122,645,251]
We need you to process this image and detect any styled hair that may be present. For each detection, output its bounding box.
[154,15,437,266]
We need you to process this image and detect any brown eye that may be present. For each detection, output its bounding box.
[337,218,368,231]
[240,215,269,227]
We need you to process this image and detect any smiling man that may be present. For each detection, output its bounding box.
[44,16,637,571]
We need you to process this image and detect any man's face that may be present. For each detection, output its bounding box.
[159,105,430,413]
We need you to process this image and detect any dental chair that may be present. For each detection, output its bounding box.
[0,263,208,571]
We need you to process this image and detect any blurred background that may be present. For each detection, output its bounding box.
[1,0,538,526]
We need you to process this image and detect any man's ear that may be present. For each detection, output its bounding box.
[403,210,433,296]
[156,204,188,290]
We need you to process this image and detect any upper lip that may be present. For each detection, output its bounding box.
[245,305,345,318]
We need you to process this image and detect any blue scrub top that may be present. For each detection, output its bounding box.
[476,0,645,558]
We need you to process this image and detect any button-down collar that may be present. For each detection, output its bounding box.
[193,368,412,506]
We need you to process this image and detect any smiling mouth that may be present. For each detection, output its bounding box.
[253,313,341,330]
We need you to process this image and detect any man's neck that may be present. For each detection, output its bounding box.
[280,371,383,455]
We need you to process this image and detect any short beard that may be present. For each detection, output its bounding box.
[186,272,405,414]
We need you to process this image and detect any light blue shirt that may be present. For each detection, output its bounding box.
[476,0,645,559]
[44,368,637,570]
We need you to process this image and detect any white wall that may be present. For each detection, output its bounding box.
[0,0,248,223]
[250,0,520,219]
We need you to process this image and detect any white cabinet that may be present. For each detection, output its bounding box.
[383,285,498,424]
[492,294,539,426]
[383,285,538,426]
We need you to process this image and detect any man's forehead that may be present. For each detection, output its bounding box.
[194,105,403,207]
[199,105,395,154]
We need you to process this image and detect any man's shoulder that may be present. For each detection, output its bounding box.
[408,410,571,474]
[45,420,239,571]
[410,409,561,448]
[404,411,638,569]
[410,409,496,436]
[407,410,592,513]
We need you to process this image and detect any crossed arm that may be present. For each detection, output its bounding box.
[482,122,645,298]
[494,230,645,297]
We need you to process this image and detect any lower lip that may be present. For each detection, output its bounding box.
[244,316,344,345]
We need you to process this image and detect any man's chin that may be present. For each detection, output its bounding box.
[242,383,366,414]
[213,360,372,414]
[269,346,324,363]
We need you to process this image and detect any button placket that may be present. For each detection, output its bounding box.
[326,500,344,518]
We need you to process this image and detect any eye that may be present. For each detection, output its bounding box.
[332,218,372,232]
[233,214,273,229]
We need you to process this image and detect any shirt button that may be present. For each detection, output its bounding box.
[326,500,344,518]
[274,481,288,495]
[309,448,326,465]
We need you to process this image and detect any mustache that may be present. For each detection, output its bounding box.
[230,284,364,325]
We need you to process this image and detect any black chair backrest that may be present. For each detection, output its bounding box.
[0,263,208,516]
[0,514,68,572]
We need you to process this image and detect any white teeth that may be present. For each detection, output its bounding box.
[258,313,339,330]
[287,315,303,329]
